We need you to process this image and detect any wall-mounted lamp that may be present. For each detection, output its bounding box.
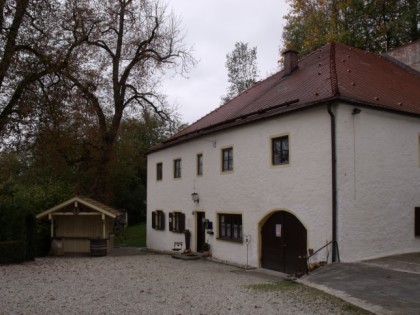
[191,192,199,204]
[352,108,362,115]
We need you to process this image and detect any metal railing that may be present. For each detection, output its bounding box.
[306,240,340,273]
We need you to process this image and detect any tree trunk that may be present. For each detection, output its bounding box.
[91,139,115,202]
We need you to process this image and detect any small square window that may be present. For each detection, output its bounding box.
[152,210,165,230]
[222,147,233,172]
[272,136,289,165]
[169,212,185,233]
[197,154,203,176]
[218,213,242,241]
[174,159,182,178]
[415,207,420,236]
[156,163,163,181]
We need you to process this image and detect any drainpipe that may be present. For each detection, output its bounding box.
[327,103,337,262]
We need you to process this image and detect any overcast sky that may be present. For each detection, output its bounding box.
[163,1,290,124]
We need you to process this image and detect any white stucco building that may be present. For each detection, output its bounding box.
[147,43,420,274]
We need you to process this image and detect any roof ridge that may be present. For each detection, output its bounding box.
[330,42,339,96]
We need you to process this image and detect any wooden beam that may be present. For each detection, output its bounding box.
[52,212,101,216]
[49,214,54,238]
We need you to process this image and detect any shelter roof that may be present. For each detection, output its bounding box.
[36,196,121,219]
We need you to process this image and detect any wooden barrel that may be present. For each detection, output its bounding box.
[90,238,108,256]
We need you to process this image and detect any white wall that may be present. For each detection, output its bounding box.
[147,105,333,267]
[336,105,420,261]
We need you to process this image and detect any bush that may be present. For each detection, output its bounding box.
[0,240,26,264]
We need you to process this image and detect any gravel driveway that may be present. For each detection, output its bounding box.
[0,249,368,315]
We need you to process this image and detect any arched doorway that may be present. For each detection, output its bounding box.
[261,211,307,274]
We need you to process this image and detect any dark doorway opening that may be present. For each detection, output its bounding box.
[261,211,307,274]
[196,212,206,252]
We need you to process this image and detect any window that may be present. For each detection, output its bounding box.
[272,136,289,165]
[156,163,163,181]
[222,147,233,172]
[169,212,185,233]
[174,159,182,178]
[151,210,165,230]
[415,208,420,236]
[218,213,242,241]
[197,154,203,176]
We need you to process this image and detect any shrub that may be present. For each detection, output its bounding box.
[0,240,26,264]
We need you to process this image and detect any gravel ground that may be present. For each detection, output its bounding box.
[0,249,368,315]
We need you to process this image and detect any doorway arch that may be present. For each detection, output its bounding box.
[260,211,307,274]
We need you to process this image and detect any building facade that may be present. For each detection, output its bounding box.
[147,43,420,273]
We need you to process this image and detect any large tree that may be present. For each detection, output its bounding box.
[222,41,258,103]
[282,0,420,56]
[63,0,194,200]
[0,0,87,136]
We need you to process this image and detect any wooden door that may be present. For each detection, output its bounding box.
[261,211,307,274]
[196,212,206,252]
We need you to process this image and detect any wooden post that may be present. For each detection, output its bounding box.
[102,214,106,239]
[49,214,54,237]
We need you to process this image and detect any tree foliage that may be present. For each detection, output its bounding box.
[0,0,87,136]
[0,113,176,227]
[283,0,420,56]
[0,0,194,202]
[222,41,258,103]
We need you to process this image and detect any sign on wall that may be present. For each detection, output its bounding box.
[275,224,282,237]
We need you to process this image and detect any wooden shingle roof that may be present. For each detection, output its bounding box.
[150,43,420,153]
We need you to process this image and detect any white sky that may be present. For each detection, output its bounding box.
[164,1,290,124]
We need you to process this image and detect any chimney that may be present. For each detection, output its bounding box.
[282,49,299,76]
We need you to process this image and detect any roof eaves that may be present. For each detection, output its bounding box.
[148,97,335,154]
[339,97,420,118]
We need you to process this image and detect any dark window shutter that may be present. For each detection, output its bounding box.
[169,212,173,231]
[180,213,186,232]
[161,212,165,230]
[152,211,156,229]
[415,208,420,236]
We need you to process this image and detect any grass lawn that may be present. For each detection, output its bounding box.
[115,222,146,247]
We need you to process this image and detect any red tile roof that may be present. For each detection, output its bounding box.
[151,43,420,152]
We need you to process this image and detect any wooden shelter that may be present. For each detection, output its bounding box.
[36,196,121,255]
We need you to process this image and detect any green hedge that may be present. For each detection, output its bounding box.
[0,214,37,264]
[0,240,26,264]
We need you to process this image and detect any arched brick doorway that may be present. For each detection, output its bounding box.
[261,211,307,274]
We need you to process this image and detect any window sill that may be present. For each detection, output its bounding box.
[216,237,243,244]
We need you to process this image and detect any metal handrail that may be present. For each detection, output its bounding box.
[306,240,340,273]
